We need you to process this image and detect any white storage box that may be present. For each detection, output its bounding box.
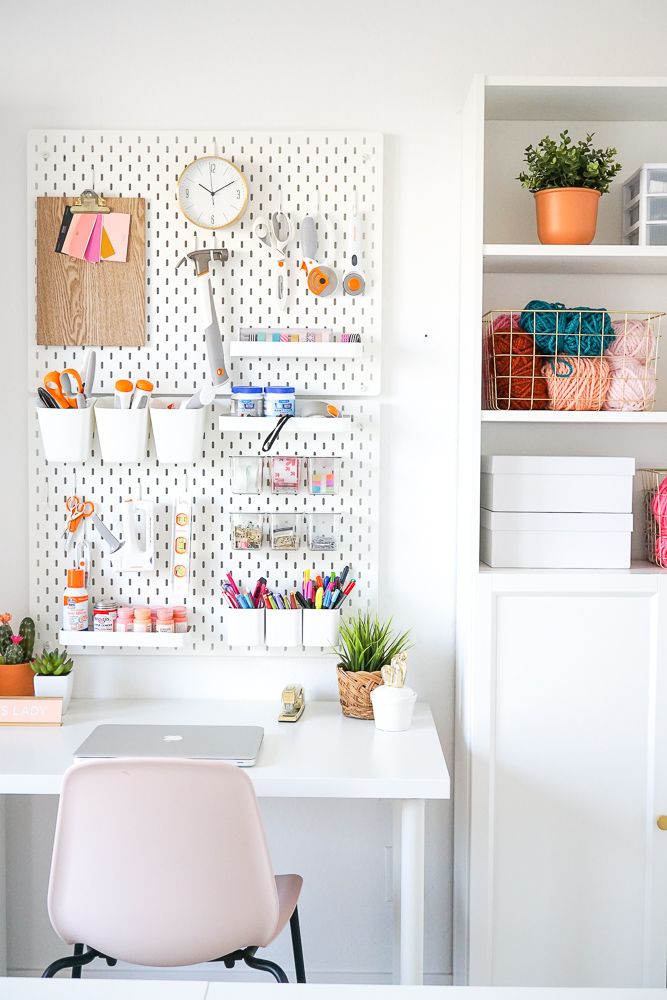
[149,400,208,464]
[264,609,302,647]
[226,608,264,647]
[481,455,635,513]
[480,509,633,569]
[95,397,149,463]
[302,609,340,648]
[37,399,95,463]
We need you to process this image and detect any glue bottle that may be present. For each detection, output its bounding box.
[62,569,89,631]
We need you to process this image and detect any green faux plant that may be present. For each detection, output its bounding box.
[31,648,74,677]
[517,130,621,194]
[336,612,411,674]
[0,613,35,665]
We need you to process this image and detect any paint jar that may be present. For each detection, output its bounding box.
[231,385,263,416]
[156,608,174,633]
[133,607,151,633]
[263,386,296,418]
[150,607,158,633]
[62,569,89,631]
[116,607,134,633]
[93,600,118,632]
[173,607,189,634]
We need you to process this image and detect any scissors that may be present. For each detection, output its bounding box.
[44,369,85,409]
[63,495,94,538]
[252,210,293,305]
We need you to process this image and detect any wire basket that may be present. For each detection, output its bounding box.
[640,468,667,568]
[483,309,663,411]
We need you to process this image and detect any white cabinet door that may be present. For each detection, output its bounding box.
[467,574,667,987]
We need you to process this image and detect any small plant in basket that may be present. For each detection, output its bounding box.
[31,648,75,711]
[517,130,621,244]
[0,613,36,696]
[335,612,411,720]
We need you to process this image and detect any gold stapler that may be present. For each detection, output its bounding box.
[279,684,305,722]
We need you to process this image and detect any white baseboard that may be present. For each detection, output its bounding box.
[10,966,452,985]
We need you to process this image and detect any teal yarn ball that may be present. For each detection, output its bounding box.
[519,300,616,356]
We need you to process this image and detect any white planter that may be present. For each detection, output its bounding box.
[370,685,417,732]
[33,673,74,712]
[302,609,340,648]
[36,399,95,463]
[95,397,149,463]
[226,608,265,647]
[149,400,208,464]
[264,610,302,648]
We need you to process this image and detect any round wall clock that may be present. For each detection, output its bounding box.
[177,155,248,230]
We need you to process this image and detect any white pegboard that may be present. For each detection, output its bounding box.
[29,400,379,655]
[28,130,383,397]
[27,129,382,655]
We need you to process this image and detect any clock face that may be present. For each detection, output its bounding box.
[177,155,248,230]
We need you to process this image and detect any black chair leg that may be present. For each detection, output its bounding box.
[42,949,98,979]
[72,943,84,979]
[243,952,289,983]
[290,907,306,983]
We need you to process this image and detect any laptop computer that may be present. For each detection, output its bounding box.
[73,724,264,767]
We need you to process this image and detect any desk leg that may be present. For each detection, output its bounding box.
[0,795,6,976]
[396,798,425,985]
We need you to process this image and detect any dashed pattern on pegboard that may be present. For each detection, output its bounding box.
[28,130,383,397]
[28,400,379,655]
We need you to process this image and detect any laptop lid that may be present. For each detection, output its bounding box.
[73,724,264,767]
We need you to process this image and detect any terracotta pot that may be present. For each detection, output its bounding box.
[534,187,601,245]
[337,665,384,720]
[0,662,35,697]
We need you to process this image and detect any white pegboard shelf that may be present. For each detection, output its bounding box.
[59,630,192,651]
[482,409,667,423]
[230,342,362,359]
[219,416,352,433]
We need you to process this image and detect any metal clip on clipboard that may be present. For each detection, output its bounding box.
[70,189,111,214]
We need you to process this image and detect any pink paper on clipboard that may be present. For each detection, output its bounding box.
[83,214,103,263]
[100,214,131,263]
[62,213,97,259]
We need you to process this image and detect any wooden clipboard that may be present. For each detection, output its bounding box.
[36,196,146,347]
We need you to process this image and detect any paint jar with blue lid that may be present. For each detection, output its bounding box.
[264,386,296,418]
[231,386,263,416]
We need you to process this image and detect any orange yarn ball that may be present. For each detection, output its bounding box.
[541,356,611,411]
[491,332,549,410]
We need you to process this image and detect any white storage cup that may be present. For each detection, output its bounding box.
[264,609,302,647]
[302,609,340,648]
[95,397,149,463]
[149,400,208,464]
[36,399,95,463]
[226,608,265,647]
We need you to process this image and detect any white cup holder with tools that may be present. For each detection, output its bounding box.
[149,399,209,464]
[226,608,265,648]
[94,397,150,464]
[264,609,303,648]
[36,399,95,464]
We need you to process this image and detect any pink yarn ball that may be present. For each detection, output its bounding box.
[491,312,522,334]
[652,482,667,532]
[656,534,667,568]
[541,356,611,411]
[603,357,655,411]
[606,319,656,362]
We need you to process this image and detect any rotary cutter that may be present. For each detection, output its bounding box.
[299,215,338,297]
[342,213,366,296]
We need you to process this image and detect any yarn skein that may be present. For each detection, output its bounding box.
[541,356,611,411]
[490,331,549,410]
[520,299,616,357]
[603,356,656,411]
[606,318,656,362]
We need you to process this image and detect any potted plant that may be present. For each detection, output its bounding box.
[336,612,411,720]
[0,613,36,696]
[517,130,621,245]
[31,648,74,711]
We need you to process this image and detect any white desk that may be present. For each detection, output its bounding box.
[0,699,449,986]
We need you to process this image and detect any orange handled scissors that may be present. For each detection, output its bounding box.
[44,369,84,409]
[64,495,94,535]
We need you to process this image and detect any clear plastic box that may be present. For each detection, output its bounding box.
[307,457,340,495]
[231,457,263,494]
[270,513,300,550]
[232,514,264,550]
[647,225,667,246]
[270,456,301,495]
[308,513,342,551]
[647,168,667,193]
[647,198,667,221]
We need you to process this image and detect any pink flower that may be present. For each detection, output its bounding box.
[10,635,22,645]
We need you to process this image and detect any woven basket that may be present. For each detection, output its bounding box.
[337,666,384,720]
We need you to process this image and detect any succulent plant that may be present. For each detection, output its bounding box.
[0,614,35,665]
[31,648,73,677]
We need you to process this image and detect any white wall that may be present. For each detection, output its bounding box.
[4,0,667,983]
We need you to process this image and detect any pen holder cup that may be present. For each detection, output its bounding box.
[226,608,265,647]
[36,399,95,463]
[149,401,208,464]
[95,397,150,463]
[264,609,303,648]
[302,609,341,648]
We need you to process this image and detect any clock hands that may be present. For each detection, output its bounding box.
[198,182,215,197]
[211,179,238,197]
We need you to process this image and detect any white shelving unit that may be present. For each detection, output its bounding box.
[455,76,667,991]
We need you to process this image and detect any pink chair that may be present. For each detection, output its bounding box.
[43,758,305,983]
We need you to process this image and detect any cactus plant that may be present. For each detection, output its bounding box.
[19,617,35,661]
[31,648,73,677]
[4,636,29,664]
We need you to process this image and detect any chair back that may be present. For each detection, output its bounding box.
[48,758,280,967]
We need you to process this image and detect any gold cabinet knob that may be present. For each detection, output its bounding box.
[657,816,667,831]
